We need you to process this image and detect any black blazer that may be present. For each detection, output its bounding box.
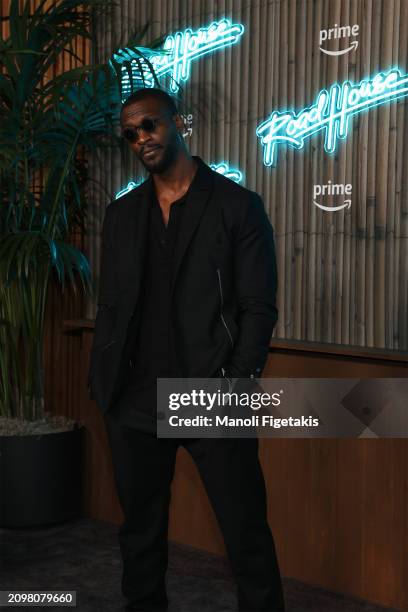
[87,156,278,415]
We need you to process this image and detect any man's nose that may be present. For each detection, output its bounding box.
[136,128,152,145]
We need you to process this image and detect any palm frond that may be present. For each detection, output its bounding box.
[0,0,165,419]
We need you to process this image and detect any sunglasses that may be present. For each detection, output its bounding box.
[121,111,173,143]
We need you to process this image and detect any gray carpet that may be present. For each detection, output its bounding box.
[0,518,399,611]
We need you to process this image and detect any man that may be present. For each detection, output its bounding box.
[87,88,285,611]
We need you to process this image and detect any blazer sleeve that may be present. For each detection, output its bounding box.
[96,202,117,304]
[224,192,278,379]
[86,202,117,391]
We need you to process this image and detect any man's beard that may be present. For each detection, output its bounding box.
[139,137,179,174]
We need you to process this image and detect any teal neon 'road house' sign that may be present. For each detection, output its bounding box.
[111,18,245,96]
[256,67,408,167]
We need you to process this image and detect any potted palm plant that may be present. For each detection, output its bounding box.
[0,0,165,527]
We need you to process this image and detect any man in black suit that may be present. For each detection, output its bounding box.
[88,88,285,611]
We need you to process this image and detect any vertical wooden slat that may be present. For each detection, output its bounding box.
[398,0,408,353]
[394,0,407,351]
[366,0,381,347]
[294,0,307,340]
[307,0,320,342]
[385,0,400,350]
[374,0,393,346]
[276,0,287,340]
[285,0,295,340]
[348,0,357,348]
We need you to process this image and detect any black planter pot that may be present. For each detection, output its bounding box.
[0,424,84,528]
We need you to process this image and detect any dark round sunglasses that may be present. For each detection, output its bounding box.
[122,111,173,143]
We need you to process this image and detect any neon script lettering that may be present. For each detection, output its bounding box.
[210,162,243,183]
[111,19,244,95]
[256,68,408,167]
[115,180,142,199]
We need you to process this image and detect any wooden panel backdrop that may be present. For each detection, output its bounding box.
[1,1,408,610]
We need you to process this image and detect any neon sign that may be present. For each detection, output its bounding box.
[115,180,142,199]
[111,19,245,96]
[210,162,243,183]
[256,67,408,167]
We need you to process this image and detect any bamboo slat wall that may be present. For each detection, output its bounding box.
[86,0,408,352]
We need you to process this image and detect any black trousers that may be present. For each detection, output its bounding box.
[103,413,285,611]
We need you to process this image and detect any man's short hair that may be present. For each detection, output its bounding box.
[120,88,179,117]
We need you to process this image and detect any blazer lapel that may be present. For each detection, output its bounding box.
[118,177,152,310]
[169,157,214,300]
[120,158,214,311]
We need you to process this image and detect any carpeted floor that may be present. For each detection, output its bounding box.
[0,518,399,612]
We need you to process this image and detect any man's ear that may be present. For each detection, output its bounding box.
[174,113,184,132]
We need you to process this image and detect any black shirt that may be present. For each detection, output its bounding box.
[110,164,199,433]
[131,187,186,382]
